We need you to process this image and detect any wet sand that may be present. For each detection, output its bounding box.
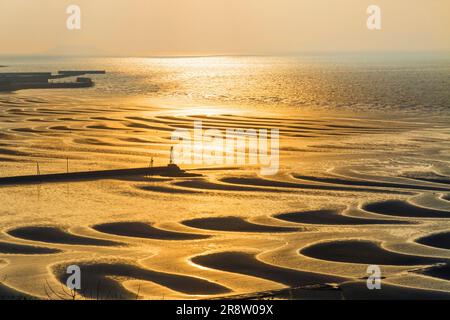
[362,200,450,218]
[182,217,300,233]
[0,241,61,255]
[92,222,210,240]
[8,226,121,247]
[192,252,346,287]
[0,91,449,299]
[415,264,450,281]
[275,209,411,225]
[416,232,450,250]
[300,240,446,265]
[53,261,230,299]
[0,283,35,300]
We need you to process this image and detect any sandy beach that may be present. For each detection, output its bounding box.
[0,55,449,300]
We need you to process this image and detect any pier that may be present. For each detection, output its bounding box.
[0,70,106,92]
[0,164,195,186]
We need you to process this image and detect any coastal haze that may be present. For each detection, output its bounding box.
[1,0,450,55]
[0,2,450,300]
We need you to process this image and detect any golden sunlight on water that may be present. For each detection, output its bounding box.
[0,56,449,299]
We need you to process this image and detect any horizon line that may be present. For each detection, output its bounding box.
[1,50,450,59]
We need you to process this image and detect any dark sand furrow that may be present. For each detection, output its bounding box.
[416,232,450,250]
[0,165,197,186]
[54,262,230,299]
[414,264,450,281]
[220,177,409,194]
[8,226,121,247]
[275,209,412,225]
[182,217,300,233]
[0,241,61,255]
[48,126,81,131]
[174,179,287,192]
[90,117,122,122]
[0,283,36,300]
[338,281,450,299]
[10,128,44,134]
[119,137,159,144]
[73,138,119,147]
[223,281,450,300]
[138,185,200,194]
[57,117,88,122]
[293,175,450,192]
[338,281,450,300]
[192,252,346,287]
[86,125,127,131]
[0,157,19,162]
[0,148,29,156]
[126,116,184,126]
[363,200,450,218]
[300,240,445,266]
[93,222,210,240]
[405,177,450,185]
[402,172,450,185]
[26,118,49,123]
[125,122,174,132]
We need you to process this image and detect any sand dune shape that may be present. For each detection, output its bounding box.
[274,209,411,225]
[191,252,346,287]
[363,200,450,218]
[182,216,300,233]
[293,175,450,192]
[8,226,121,247]
[300,240,445,266]
[92,222,210,240]
[0,241,61,255]
[54,262,230,299]
[415,231,450,250]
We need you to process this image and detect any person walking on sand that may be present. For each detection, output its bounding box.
[170,146,174,165]
[149,157,154,168]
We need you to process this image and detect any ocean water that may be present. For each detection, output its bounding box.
[1,53,450,114]
[0,54,449,299]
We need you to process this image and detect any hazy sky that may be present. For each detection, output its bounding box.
[0,0,449,56]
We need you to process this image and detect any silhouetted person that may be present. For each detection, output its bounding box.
[170,146,174,165]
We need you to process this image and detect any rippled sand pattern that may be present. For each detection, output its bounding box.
[0,91,450,300]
